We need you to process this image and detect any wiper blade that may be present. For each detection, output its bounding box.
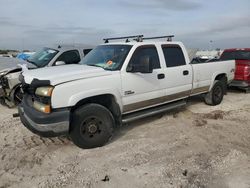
[26,59,38,67]
[86,64,111,71]
[87,64,102,68]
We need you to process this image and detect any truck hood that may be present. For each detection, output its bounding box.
[23,64,112,85]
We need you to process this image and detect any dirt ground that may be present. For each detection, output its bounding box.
[0,90,250,188]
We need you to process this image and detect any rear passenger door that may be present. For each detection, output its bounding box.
[121,45,165,113]
[160,45,192,98]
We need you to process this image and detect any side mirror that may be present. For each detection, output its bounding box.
[127,56,153,73]
[55,61,66,66]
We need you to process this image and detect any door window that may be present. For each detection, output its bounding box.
[162,45,186,67]
[127,46,160,70]
[56,50,81,65]
[83,49,92,56]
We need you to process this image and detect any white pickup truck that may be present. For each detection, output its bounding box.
[18,35,235,149]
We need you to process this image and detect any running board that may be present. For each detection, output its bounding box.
[122,100,186,123]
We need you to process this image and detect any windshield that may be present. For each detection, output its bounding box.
[220,51,250,61]
[27,47,59,67]
[80,45,132,70]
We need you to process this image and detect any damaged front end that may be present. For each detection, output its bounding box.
[0,70,9,98]
[0,67,23,107]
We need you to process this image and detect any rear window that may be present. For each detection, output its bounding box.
[220,51,250,61]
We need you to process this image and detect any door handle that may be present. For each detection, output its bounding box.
[183,70,189,75]
[157,73,165,79]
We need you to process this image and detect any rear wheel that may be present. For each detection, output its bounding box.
[245,87,250,93]
[70,103,114,149]
[204,80,224,106]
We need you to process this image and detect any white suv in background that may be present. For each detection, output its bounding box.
[0,44,92,107]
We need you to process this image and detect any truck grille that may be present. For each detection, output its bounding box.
[19,74,51,105]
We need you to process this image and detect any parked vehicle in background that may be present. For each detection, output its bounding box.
[16,52,35,61]
[0,44,92,107]
[191,56,219,64]
[18,35,235,149]
[0,54,14,58]
[220,48,250,92]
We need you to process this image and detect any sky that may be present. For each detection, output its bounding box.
[0,0,249,50]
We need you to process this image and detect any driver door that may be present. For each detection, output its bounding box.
[121,45,165,113]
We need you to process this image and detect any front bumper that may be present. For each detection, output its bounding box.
[18,96,70,137]
[229,80,249,88]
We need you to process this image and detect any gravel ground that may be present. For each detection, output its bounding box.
[0,90,250,188]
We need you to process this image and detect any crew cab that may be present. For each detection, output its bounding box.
[220,48,250,92]
[0,45,92,107]
[18,35,235,149]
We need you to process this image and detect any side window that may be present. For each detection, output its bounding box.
[56,50,81,65]
[162,45,186,67]
[128,46,160,70]
[83,49,92,56]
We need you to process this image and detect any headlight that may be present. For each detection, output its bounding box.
[0,71,8,76]
[33,101,51,113]
[35,86,54,97]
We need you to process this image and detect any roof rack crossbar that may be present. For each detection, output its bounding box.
[103,35,144,43]
[143,35,175,41]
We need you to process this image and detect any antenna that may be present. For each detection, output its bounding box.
[143,35,175,42]
[103,35,144,43]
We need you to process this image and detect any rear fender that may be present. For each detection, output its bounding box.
[209,73,227,91]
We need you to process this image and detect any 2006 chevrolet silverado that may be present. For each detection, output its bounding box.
[18,35,235,149]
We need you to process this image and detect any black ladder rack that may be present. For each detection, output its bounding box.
[143,35,175,42]
[103,35,175,43]
[103,35,143,43]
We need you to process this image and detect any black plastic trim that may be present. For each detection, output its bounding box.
[229,80,249,88]
[22,95,69,124]
[18,95,70,137]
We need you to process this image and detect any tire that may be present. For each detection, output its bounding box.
[0,98,6,106]
[220,76,227,95]
[204,80,224,106]
[245,87,250,94]
[70,103,114,149]
[14,86,23,105]
[9,85,23,106]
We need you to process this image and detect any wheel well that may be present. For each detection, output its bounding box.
[71,94,122,126]
[214,74,227,94]
[10,84,22,103]
[215,74,227,81]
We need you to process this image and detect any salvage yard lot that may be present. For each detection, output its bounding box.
[0,90,250,188]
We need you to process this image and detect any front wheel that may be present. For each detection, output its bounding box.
[70,104,114,149]
[0,98,6,106]
[204,80,224,106]
[14,86,23,105]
